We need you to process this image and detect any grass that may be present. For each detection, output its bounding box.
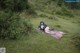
[0,12,80,53]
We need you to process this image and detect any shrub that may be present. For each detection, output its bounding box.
[39,14,47,18]
[56,7,74,17]
[0,0,30,11]
[0,11,33,39]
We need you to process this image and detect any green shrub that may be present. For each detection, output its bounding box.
[56,7,74,17]
[0,0,30,11]
[57,0,64,6]
[0,11,33,39]
[39,14,47,18]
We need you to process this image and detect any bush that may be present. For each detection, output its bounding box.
[56,7,74,17]
[0,11,33,39]
[0,0,30,11]
[39,14,48,18]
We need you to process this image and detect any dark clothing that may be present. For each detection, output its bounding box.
[38,24,47,31]
[38,21,47,31]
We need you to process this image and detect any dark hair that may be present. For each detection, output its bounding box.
[40,21,45,25]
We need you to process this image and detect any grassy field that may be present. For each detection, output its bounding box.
[0,0,80,53]
[0,11,80,53]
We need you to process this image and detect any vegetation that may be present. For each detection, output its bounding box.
[72,33,80,50]
[0,0,80,53]
[0,11,33,39]
[0,0,30,11]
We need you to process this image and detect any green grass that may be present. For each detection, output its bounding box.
[0,13,80,53]
[0,33,79,53]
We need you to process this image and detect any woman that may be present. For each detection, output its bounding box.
[38,21,64,39]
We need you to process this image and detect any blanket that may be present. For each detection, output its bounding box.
[45,27,65,39]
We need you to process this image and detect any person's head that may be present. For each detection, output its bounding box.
[40,21,44,25]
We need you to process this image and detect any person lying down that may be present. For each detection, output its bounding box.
[38,21,65,39]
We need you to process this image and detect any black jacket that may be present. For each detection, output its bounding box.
[38,21,47,31]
